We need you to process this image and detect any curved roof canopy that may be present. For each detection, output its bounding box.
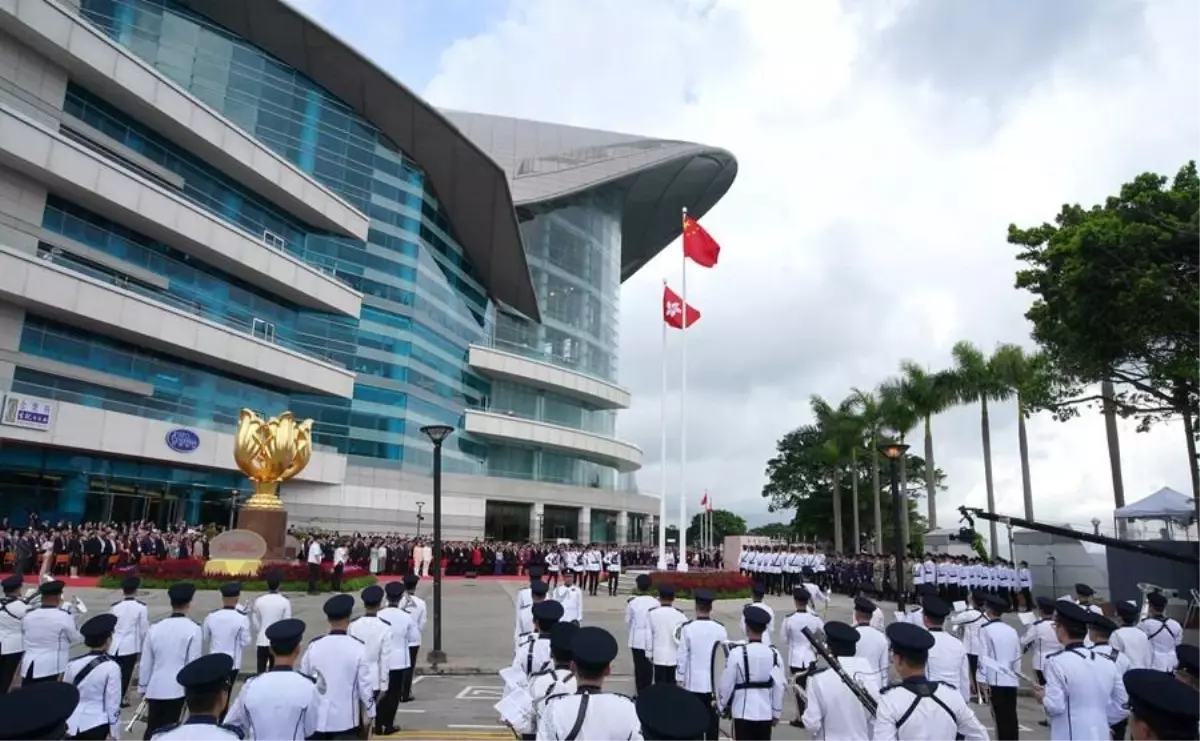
[442,111,738,280]
[183,0,540,320]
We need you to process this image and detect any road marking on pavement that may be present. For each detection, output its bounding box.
[449,724,508,729]
[394,708,426,713]
[412,675,427,685]
[380,732,509,740]
[456,685,505,700]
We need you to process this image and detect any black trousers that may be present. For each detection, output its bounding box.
[69,723,110,740]
[23,673,59,685]
[144,697,186,740]
[791,666,809,722]
[399,646,419,700]
[377,668,404,732]
[0,651,22,692]
[114,653,138,702]
[311,729,359,740]
[586,571,600,595]
[332,563,344,592]
[652,664,676,685]
[1111,719,1128,740]
[733,719,773,740]
[308,562,320,593]
[967,654,980,697]
[631,649,652,694]
[256,646,275,674]
[607,571,620,596]
[990,686,1019,740]
[690,692,719,740]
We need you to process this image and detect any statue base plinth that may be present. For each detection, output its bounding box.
[237,507,288,560]
[204,559,261,576]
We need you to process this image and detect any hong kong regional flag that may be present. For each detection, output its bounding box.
[682,215,721,267]
[663,285,700,329]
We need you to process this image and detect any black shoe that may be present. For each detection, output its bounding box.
[399,696,413,703]
[789,719,805,728]
[1038,720,1048,727]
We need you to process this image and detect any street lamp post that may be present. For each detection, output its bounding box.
[1091,517,1101,536]
[420,424,454,668]
[416,501,425,538]
[880,442,910,612]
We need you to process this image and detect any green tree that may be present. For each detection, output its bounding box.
[687,509,747,546]
[748,522,795,539]
[810,395,861,554]
[898,362,957,530]
[951,341,1012,558]
[850,387,887,553]
[991,344,1045,519]
[879,379,918,548]
[1009,161,1200,505]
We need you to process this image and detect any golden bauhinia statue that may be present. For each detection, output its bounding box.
[233,409,314,511]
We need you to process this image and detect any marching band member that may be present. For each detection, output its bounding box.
[741,584,775,648]
[300,594,376,739]
[517,622,579,740]
[544,549,561,589]
[636,683,711,741]
[202,583,251,693]
[780,587,823,727]
[224,618,321,740]
[676,588,727,740]
[64,614,122,741]
[110,576,150,706]
[1020,597,1061,689]
[873,622,988,741]
[950,592,988,701]
[21,580,82,685]
[583,544,603,597]
[0,681,80,740]
[1123,669,1199,741]
[515,568,546,647]
[251,572,291,674]
[852,597,889,691]
[646,583,687,685]
[397,573,426,703]
[976,595,1020,740]
[513,601,561,680]
[0,574,27,692]
[717,605,785,740]
[536,627,641,740]
[625,573,657,694]
[348,585,393,721]
[376,582,421,736]
[920,596,970,703]
[1140,591,1183,672]
[604,547,622,597]
[1088,613,1132,739]
[139,583,202,740]
[551,570,583,625]
[1111,600,1153,670]
[800,621,879,741]
[1036,600,1124,741]
[149,653,241,740]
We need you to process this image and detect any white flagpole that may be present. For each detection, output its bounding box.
[678,206,689,572]
[657,278,668,571]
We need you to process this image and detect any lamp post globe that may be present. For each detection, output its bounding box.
[419,424,454,667]
[879,442,910,611]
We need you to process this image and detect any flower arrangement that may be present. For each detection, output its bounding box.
[644,570,753,599]
[98,559,375,592]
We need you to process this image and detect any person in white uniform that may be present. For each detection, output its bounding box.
[976,594,1020,740]
[1122,668,1200,741]
[223,618,321,741]
[20,579,82,685]
[920,596,970,703]
[676,588,728,740]
[139,582,203,740]
[306,537,323,596]
[551,570,583,625]
[741,584,775,648]
[635,683,712,741]
[0,573,28,693]
[347,584,393,726]
[515,570,548,648]
[1020,596,1062,688]
[1087,612,1133,739]
[300,594,376,739]
[624,574,657,695]
[851,597,889,691]
[780,586,823,727]
[646,583,687,685]
[516,622,580,740]
[717,605,785,740]
[397,573,426,703]
[149,653,242,741]
[536,626,641,740]
[376,581,421,736]
[203,582,251,697]
[1140,591,1183,672]
[604,548,622,597]
[1035,600,1124,741]
[513,600,562,681]
[110,576,150,706]
[251,572,291,674]
[872,622,989,741]
[64,613,122,741]
[799,621,881,741]
[0,681,81,740]
[1110,600,1153,670]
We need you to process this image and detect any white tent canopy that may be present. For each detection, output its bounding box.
[1113,486,1197,522]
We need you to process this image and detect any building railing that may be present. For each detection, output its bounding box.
[466,401,617,438]
[475,334,620,388]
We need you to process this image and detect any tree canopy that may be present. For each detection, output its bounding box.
[748,522,795,539]
[686,509,747,545]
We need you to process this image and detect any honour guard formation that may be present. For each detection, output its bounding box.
[0,566,1197,740]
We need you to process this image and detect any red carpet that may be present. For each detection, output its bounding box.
[0,574,101,588]
[1,572,530,588]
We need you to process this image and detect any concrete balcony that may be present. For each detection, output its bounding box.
[464,408,642,473]
[468,343,631,410]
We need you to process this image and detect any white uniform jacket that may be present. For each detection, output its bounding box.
[1020,617,1061,672]
[646,603,687,667]
[252,592,292,648]
[780,609,824,669]
[64,650,122,739]
[150,718,242,740]
[512,633,553,679]
[853,623,890,690]
[1041,643,1125,740]
[21,605,83,679]
[1139,615,1183,672]
[740,601,775,648]
[299,631,376,732]
[139,613,203,700]
[799,656,880,741]
[378,606,420,671]
[536,689,642,741]
[624,594,657,652]
[348,614,393,692]
[716,640,786,722]
[224,666,322,741]
[676,617,728,692]
[926,629,971,702]
[109,597,150,657]
[1110,625,1153,670]
[399,593,427,647]
[872,678,989,741]
[0,595,27,655]
[551,585,583,623]
[203,606,251,665]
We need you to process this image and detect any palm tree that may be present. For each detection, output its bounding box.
[850,387,886,552]
[879,380,918,550]
[951,341,1013,558]
[898,361,957,531]
[991,344,1043,519]
[810,395,859,553]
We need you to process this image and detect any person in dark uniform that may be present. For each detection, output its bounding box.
[1176,644,1199,690]
[1123,668,1199,741]
[636,683,711,740]
[0,681,80,740]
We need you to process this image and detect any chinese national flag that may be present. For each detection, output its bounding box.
[700,492,709,507]
[663,285,701,329]
[682,215,721,267]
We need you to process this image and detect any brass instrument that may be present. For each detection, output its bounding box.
[800,627,878,715]
[125,699,147,733]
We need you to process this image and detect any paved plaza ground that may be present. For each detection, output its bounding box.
[43,577,1072,738]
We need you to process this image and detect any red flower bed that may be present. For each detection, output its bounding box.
[98,559,372,592]
[644,571,752,599]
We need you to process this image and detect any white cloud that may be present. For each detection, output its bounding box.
[301,0,1199,539]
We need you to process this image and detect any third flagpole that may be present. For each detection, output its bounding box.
[678,206,689,572]
[658,278,668,570]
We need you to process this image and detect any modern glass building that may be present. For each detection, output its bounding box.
[0,0,736,541]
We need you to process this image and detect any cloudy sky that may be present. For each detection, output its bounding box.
[293,0,1198,535]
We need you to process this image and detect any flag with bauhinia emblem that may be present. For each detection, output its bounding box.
[663,285,700,329]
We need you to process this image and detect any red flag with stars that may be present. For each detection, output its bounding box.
[682,215,721,268]
[663,285,701,329]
